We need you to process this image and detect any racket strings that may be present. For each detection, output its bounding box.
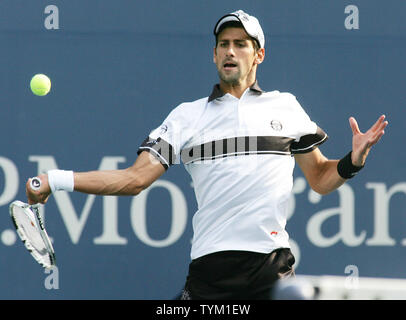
[10,202,55,269]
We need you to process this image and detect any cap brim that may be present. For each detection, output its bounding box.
[213,11,265,48]
[213,14,241,35]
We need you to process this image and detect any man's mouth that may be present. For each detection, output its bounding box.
[223,62,237,70]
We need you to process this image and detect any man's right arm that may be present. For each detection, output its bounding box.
[26,151,166,204]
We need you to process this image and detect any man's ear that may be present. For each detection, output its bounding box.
[255,48,265,65]
[213,46,217,64]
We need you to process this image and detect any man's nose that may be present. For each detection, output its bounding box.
[226,45,235,56]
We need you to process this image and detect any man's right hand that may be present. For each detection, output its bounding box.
[26,174,51,205]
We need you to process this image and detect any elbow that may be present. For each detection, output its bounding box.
[311,187,332,196]
[308,180,333,196]
[306,171,346,196]
[305,166,336,196]
[124,168,148,196]
[130,175,147,196]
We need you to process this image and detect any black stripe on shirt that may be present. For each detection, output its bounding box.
[180,136,295,164]
[137,129,328,168]
[137,137,175,170]
[290,126,328,154]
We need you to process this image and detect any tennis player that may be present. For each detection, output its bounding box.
[26,10,388,299]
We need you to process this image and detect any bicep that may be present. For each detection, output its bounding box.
[128,151,166,188]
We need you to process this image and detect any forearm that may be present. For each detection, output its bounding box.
[74,168,144,196]
[32,168,145,201]
[26,152,165,205]
[309,159,346,195]
[295,149,347,195]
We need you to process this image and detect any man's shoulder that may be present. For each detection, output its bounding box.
[173,96,208,111]
[261,90,296,100]
[259,90,306,113]
[180,96,209,107]
[166,96,208,120]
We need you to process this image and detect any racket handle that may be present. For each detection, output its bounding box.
[30,177,42,191]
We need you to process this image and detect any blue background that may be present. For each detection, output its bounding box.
[0,0,405,299]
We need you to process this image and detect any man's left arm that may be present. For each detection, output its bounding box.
[295,115,388,195]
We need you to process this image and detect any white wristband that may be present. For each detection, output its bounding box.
[47,170,74,193]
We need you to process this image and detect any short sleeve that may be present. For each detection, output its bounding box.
[288,96,328,154]
[137,104,190,169]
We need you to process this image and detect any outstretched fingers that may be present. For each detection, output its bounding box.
[350,115,388,138]
[349,117,361,135]
[350,115,388,167]
[369,121,388,145]
[370,115,387,133]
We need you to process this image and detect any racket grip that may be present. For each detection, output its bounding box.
[30,177,42,191]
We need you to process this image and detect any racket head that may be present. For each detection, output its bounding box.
[9,200,56,269]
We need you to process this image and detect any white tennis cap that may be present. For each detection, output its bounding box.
[213,10,265,48]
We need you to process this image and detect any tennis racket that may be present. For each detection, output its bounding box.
[9,177,56,269]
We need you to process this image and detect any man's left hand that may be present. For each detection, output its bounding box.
[349,115,388,167]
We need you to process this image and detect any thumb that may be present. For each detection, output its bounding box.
[349,117,361,135]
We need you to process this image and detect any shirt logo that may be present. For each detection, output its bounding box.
[159,124,168,135]
[270,120,283,131]
[145,139,159,148]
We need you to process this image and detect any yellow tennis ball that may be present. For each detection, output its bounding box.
[30,74,51,96]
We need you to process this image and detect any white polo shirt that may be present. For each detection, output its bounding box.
[138,82,328,260]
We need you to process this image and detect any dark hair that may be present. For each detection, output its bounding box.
[215,21,260,51]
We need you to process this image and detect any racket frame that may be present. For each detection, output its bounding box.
[9,200,56,268]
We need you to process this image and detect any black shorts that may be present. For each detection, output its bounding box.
[181,248,295,300]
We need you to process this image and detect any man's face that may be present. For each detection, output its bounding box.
[213,27,264,86]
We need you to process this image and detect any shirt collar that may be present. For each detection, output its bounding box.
[208,81,264,102]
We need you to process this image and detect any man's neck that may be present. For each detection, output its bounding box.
[220,81,255,99]
[219,78,256,99]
